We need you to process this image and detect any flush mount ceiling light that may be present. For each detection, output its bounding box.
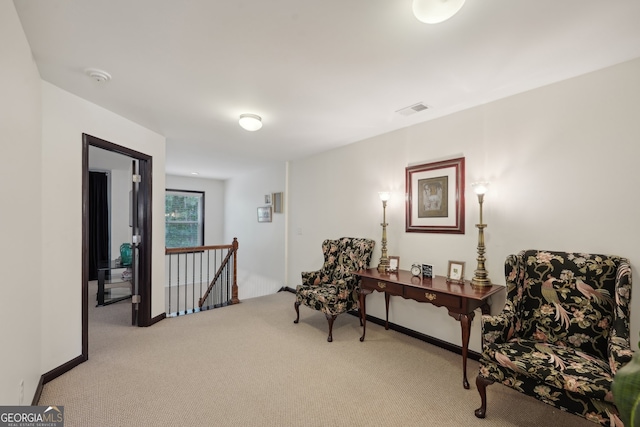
[84,68,112,83]
[239,113,263,131]
[412,0,466,24]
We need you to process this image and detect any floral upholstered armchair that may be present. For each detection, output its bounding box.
[294,237,375,342]
[475,250,633,426]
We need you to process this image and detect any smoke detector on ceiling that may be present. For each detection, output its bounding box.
[85,68,112,83]
[396,102,430,116]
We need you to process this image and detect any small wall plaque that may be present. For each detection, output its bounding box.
[272,192,284,213]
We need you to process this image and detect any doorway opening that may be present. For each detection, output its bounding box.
[82,133,153,359]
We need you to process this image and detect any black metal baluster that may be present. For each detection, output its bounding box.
[198,250,203,312]
[228,250,231,304]
[176,253,180,316]
[222,249,227,306]
[228,255,232,304]
[191,250,195,313]
[213,249,218,307]
[219,252,223,307]
[168,254,172,315]
[183,252,188,315]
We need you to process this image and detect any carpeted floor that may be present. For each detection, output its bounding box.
[38,287,593,426]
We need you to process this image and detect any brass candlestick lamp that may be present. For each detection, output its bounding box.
[377,192,391,273]
[471,182,491,287]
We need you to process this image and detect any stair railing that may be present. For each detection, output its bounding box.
[165,238,239,316]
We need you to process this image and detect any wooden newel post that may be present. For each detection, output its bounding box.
[231,237,239,304]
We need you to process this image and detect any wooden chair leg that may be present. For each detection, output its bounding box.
[293,301,300,324]
[325,314,337,342]
[474,375,494,419]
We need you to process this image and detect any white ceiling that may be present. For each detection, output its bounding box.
[14,0,640,180]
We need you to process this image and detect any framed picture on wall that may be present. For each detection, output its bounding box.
[257,206,272,223]
[405,157,465,234]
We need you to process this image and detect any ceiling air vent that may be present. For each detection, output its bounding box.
[396,102,430,116]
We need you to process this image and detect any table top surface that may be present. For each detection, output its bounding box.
[98,260,131,271]
[355,268,504,301]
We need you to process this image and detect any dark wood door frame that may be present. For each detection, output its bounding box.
[82,133,154,356]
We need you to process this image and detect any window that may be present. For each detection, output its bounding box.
[165,189,204,248]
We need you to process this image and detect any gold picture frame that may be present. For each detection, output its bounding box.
[388,256,400,272]
[447,260,465,284]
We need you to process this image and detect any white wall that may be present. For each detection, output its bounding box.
[40,82,166,373]
[224,163,287,300]
[0,1,43,405]
[166,174,225,245]
[287,58,640,352]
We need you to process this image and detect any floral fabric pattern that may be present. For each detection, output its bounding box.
[478,250,633,426]
[296,237,375,317]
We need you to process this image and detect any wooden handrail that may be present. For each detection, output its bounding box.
[165,244,233,255]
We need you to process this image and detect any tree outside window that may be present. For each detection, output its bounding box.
[165,189,204,248]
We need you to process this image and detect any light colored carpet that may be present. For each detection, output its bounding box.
[38,287,593,426]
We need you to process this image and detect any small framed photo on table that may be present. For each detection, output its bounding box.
[388,256,400,272]
[422,263,434,278]
[447,261,465,284]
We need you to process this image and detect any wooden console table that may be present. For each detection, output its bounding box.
[355,268,504,389]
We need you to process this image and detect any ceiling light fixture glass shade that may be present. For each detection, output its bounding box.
[412,0,466,24]
[239,114,263,131]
